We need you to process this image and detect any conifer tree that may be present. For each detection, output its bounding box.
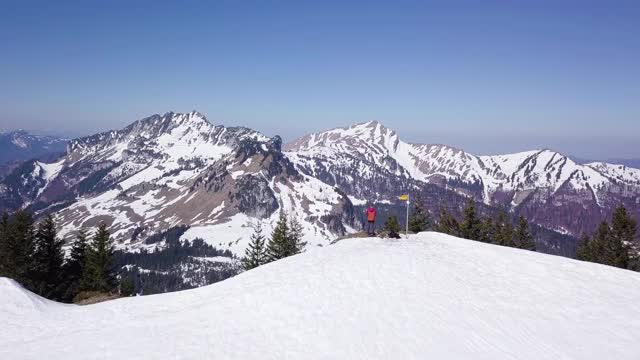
[3,210,36,288]
[576,234,592,261]
[589,221,612,265]
[0,212,9,276]
[119,276,135,297]
[610,206,637,269]
[478,217,494,243]
[62,229,89,300]
[82,223,116,293]
[493,211,514,247]
[436,208,460,236]
[288,217,307,255]
[460,200,481,241]
[408,199,430,233]
[267,211,290,261]
[514,216,536,251]
[384,215,401,238]
[242,223,268,270]
[32,214,65,300]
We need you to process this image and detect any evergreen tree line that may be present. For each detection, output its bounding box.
[242,211,306,270]
[115,231,238,294]
[577,207,639,271]
[115,236,233,272]
[399,199,537,251]
[0,210,117,302]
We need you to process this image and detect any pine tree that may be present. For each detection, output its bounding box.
[514,216,536,251]
[4,210,36,288]
[581,210,638,270]
[242,223,268,270]
[119,276,135,297]
[460,200,481,241]
[493,211,514,247]
[408,199,430,233]
[267,211,290,261]
[590,221,612,265]
[288,217,307,255]
[610,206,637,269]
[82,223,116,293]
[590,221,615,265]
[62,229,89,301]
[32,214,65,300]
[384,215,401,238]
[478,217,494,243]
[0,212,9,276]
[436,208,460,236]
[576,234,592,261]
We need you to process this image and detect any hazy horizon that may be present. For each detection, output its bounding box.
[2,111,638,161]
[2,1,638,159]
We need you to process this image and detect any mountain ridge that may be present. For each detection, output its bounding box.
[285,120,640,238]
[1,112,638,256]
[0,111,356,255]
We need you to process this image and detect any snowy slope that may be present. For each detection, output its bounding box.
[286,121,640,203]
[0,111,355,255]
[285,121,640,238]
[3,232,640,360]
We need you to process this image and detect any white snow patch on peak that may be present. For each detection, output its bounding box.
[286,120,399,153]
[3,233,640,359]
[33,159,66,198]
[36,159,65,182]
[586,162,640,184]
[11,136,28,148]
[169,110,210,126]
[231,170,245,179]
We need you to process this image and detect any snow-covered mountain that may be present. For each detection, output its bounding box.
[2,233,640,359]
[2,113,638,255]
[0,112,356,254]
[0,129,67,170]
[285,121,640,237]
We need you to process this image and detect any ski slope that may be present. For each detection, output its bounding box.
[2,233,640,359]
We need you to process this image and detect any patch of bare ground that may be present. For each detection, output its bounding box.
[73,291,121,305]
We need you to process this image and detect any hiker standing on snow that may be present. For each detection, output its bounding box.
[365,205,377,236]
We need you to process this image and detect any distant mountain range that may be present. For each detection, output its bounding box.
[0,130,68,178]
[572,156,640,170]
[0,130,67,164]
[1,112,639,258]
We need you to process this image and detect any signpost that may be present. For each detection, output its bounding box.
[399,194,409,238]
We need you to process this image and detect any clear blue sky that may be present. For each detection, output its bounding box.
[1,0,638,158]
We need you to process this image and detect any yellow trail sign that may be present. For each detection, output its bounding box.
[398,194,409,201]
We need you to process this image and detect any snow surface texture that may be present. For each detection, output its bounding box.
[2,233,640,360]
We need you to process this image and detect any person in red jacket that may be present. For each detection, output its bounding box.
[365,205,377,236]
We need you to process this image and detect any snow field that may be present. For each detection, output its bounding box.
[2,232,640,360]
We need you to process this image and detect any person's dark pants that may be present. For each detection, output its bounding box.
[366,220,375,234]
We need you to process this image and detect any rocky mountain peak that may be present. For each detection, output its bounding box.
[285,120,400,155]
[123,111,211,137]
